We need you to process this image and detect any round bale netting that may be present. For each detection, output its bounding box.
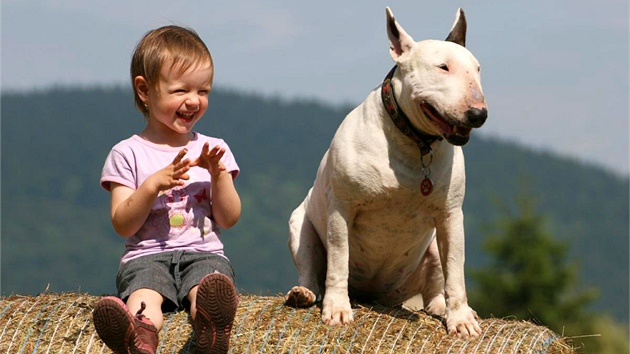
[0,293,575,353]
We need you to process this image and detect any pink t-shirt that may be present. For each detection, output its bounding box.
[101,132,240,263]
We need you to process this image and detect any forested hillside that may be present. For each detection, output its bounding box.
[1,86,628,325]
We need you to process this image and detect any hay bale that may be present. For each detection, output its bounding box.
[0,293,575,353]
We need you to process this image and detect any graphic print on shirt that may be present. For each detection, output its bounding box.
[167,188,189,229]
[146,178,212,239]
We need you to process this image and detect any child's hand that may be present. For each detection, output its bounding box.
[190,142,227,177]
[149,148,191,192]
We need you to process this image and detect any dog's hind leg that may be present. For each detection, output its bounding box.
[418,237,447,317]
[285,200,326,308]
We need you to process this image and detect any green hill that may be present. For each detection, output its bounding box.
[1,86,628,325]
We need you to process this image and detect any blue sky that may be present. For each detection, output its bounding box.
[2,0,628,175]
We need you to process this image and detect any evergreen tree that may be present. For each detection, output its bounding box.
[468,195,597,332]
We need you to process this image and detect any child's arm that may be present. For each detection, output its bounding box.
[110,149,191,237]
[190,142,241,229]
[210,168,241,229]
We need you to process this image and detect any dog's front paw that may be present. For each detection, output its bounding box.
[446,306,481,338]
[322,292,353,325]
[285,286,317,308]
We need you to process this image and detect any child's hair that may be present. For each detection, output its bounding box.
[130,25,213,117]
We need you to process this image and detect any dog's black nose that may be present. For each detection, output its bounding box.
[466,107,488,128]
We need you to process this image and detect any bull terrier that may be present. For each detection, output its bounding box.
[285,7,487,338]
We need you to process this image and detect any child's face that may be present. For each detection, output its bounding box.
[146,61,214,136]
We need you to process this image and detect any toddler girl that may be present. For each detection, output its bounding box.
[93,25,240,354]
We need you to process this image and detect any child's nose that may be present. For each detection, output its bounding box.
[185,94,201,108]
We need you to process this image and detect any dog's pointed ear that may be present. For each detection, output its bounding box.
[386,7,415,60]
[445,8,467,47]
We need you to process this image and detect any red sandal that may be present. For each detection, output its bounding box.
[193,273,239,354]
[93,297,158,354]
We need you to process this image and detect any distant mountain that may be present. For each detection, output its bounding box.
[1,86,628,324]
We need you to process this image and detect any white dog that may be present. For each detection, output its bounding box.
[285,7,487,338]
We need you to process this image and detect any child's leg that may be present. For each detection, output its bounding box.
[179,253,238,353]
[188,284,201,320]
[95,252,177,353]
[126,288,165,330]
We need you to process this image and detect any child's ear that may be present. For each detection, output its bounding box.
[134,76,150,102]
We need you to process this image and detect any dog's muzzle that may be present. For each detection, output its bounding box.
[421,103,488,146]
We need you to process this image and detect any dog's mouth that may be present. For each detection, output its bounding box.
[420,102,472,146]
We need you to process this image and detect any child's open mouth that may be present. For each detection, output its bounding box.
[177,111,195,122]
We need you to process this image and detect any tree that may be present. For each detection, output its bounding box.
[468,194,630,353]
[468,195,597,332]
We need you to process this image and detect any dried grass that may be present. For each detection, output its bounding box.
[0,292,576,353]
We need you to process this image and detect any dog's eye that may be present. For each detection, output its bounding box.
[477,66,481,73]
[438,64,449,72]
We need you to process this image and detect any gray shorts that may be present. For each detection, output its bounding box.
[116,251,236,312]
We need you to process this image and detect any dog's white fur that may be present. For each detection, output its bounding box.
[285,7,487,338]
